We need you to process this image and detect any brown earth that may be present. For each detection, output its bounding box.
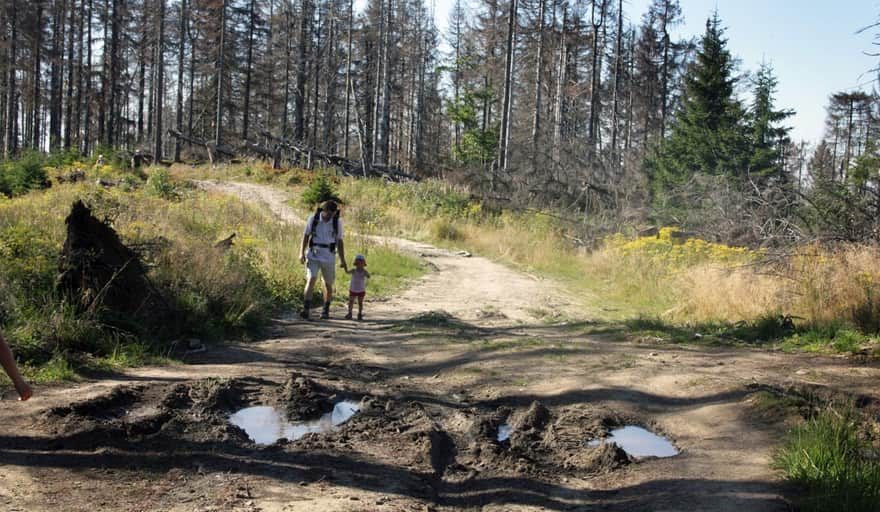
[2,181,879,512]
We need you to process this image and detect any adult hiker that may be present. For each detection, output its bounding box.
[299,200,348,320]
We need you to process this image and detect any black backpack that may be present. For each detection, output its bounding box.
[308,207,340,253]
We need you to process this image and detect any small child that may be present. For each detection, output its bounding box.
[344,254,370,321]
[1,332,32,401]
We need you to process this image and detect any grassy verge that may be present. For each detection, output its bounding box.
[774,406,880,512]
[0,162,422,384]
[336,177,880,354]
[578,316,880,355]
[163,164,880,356]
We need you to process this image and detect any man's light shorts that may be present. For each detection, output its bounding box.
[306,258,336,285]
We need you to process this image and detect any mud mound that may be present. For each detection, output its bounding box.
[33,378,662,507]
[453,401,638,479]
[276,374,338,420]
[48,385,145,422]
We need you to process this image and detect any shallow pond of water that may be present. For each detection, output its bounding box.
[588,426,678,458]
[497,423,513,442]
[229,401,360,445]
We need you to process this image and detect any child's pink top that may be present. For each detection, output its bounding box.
[349,268,368,293]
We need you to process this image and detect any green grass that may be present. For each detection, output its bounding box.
[0,163,423,383]
[782,324,873,354]
[23,352,79,383]
[748,390,814,423]
[344,239,423,300]
[477,337,546,352]
[168,164,880,358]
[774,407,880,512]
[576,315,879,356]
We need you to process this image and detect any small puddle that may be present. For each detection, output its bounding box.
[230,401,360,445]
[497,423,513,442]
[588,426,678,458]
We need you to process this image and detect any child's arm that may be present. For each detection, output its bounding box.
[345,268,354,275]
[364,270,371,278]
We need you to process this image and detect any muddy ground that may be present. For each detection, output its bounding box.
[2,181,879,511]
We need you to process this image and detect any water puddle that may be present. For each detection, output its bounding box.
[588,426,678,458]
[230,401,360,445]
[497,423,513,442]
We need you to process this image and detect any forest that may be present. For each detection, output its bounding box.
[1,1,880,511]
[0,0,876,245]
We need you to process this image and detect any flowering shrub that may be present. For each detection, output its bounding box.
[606,227,758,268]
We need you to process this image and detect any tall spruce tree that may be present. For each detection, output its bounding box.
[747,62,793,178]
[650,11,748,190]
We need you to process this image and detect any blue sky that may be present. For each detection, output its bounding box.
[427,0,880,144]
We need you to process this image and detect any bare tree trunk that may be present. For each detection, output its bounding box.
[5,0,18,157]
[378,0,392,164]
[450,0,463,151]
[147,35,155,139]
[552,5,567,166]
[137,9,146,143]
[154,0,165,159]
[174,0,186,161]
[531,0,545,152]
[625,27,633,151]
[343,0,353,157]
[50,0,67,151]
[659,1,671,139]
[106,0,121,147]
[610,0,622,156]
[322,17,337,150]
[84,0,92,154]
[242,0,256,140]
[371,0,385,164]
[187,9,194,136]
[414,18,426,171]
[282,3,292,134]
[496,0,517,177]
[294,0,308,141]
[587,0,606,149]
[310,6,322,146]
[65,0,76,148]
[215,0,226,146]
[31,0,42,150]
[75,0,85,150]
[107,0,120,146]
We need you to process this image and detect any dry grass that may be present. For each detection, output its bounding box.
[666,265,787,323]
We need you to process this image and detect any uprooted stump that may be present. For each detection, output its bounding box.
[57,200,169,327]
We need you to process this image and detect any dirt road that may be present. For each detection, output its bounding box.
[2,181,878,511]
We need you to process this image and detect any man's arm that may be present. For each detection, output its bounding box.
[337,239,347,270]
[299,233,310,264]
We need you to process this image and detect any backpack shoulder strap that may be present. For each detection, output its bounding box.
[309,208,321,236]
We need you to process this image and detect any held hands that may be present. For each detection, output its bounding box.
[299,253,306,264]
[340,260,348,271]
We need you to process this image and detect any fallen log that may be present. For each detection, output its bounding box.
[168,129,236,165]
[257,130,418,181]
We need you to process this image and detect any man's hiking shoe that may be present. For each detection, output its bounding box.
[357,313,364,321]
[299,309,310,320]
[320,310,330,319]
[344,312,353,320]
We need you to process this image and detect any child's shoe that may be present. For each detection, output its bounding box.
[357,313,363,321]
[344,312,353,320]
